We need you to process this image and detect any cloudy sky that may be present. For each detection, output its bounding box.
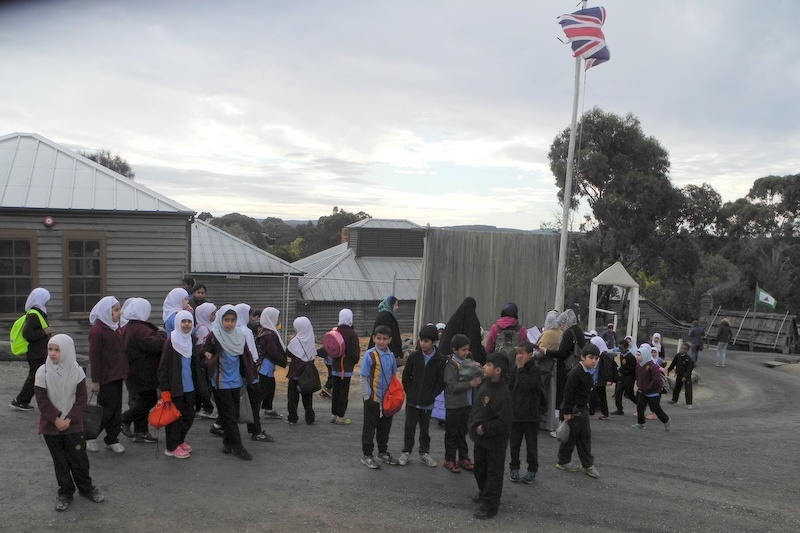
[1,0,798,230]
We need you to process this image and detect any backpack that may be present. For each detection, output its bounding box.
[322,327,346,359]
[496,325,522,369]
[10,309,48,356]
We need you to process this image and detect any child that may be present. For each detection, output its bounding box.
[443,333,483,473]
[508,342,543,484]
[193,302,217,418]
[35,334,104,511]
[612,338,637,415]
[11,287,51,411]
[469,352,512,520]
[158,311,208,458]
[162,288,190,335]
[360,325,400,468]
[256,307,286,420]
[556,343,600,478]
[202,305,256,460]
[632,343,671,431]
[589,336,617,420]
[235,303,269,441]
[330,309,361,425]
[399,324,447,466]
[87,296,128,454]
[286,316,317,425]
[668,342,695,409]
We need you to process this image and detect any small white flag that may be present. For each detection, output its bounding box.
[757,287,777,309]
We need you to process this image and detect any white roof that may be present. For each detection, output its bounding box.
[346,218,424,230]
[191,219,304,275]
[593,261,639,288]
[0,132,193,213]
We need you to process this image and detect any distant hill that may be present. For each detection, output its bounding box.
[440,224,557,234]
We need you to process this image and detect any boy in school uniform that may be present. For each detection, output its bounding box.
[469,352,512,520]
[508,341,543,484]
[443,334,483,473]
[399,324,447,467]
[360,325,400,469]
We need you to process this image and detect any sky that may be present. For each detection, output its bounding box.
[1,0,798,230]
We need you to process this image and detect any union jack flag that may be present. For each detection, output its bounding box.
[557,6,610,70]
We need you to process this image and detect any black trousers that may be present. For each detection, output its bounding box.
[636,393,670,425]
[287,379,315,424]
[324,363,333,389]
[614,375,636,412]
[590,385,610,417]
[444,406,471,462]
[403,405,433,454]
[509,420,539,472]
[259,376,276,410]
[16,356,45,404]
[245,382,264,435]
[44,432,94,497]
[194,362,214,414]
[331,376,351,418]
[473,441,507,516]
[212,387,244,451]
[672,375,693,405]
[361,399,393,456]
[165,391,195,451]
[121,388,157,434]
[97,379,123,445]
[557,412,593,468]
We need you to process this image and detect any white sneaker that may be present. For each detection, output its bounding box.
[398,451,410,466]
[105,442,126,454]
[419,453,438,467]
[687,405,694,410]
[86,440,99,453]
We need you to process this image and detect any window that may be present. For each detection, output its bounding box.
[62,232,106,314]
[0,232,37,314]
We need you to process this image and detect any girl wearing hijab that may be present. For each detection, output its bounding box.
[120,298,166,443]
[202,305,256,460]
[162,288,190,335]
[193,302,217,418]
[256,307,286,420]
[540,309,586,432]
[158,311,208,459]
[87,296,128,454]
[651,333,665,366]
[368,295,403,360]
[234,303,267,442]
[286,316,318,425]
[588,336,616,420]
[11,287,52,412]
[632,343,671,430]
[330,309,361,425]
[484,302,528,354]
[439,297,487,365]
[35,334,104,511]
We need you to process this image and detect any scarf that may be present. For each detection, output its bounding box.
[377,295,397,316]
[259,307,285,350]
[89,296,119,331]
[34,334,86,417]
[287,316,316,362]
[637,343,653,366]
[171,310,194,359]
[651,333,662,351]
[338,308,353,327]
[194,302,217,346]
[542,310,559,330]
[25,287,50,314]
[556,309,577,328]
[590,336,607,355]
[162,287,189,323]
[211,305,246,355]
[235,303,258,362]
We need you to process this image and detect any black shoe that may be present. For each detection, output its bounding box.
[55,495,72,512]
[474,507,495,520]
[140,432,158,443]
[611,410,624,416]
[251,431,275,442]
[209,425,224,436]
[471,493,483,504]
[222,445,232,454]
[79,487,104,503]
[120,423,134,439]
[10,399,34,412]
[233,448,252,461]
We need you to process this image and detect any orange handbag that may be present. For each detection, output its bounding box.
[149,391,182,428]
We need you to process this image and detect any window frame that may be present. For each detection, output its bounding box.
[0,230,38,317]
[61,231,107,317]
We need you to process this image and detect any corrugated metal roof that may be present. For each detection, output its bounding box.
[346,218,424,230]
[191,219,304,275]
[0,132,193,213]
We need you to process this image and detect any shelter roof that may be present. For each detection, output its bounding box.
[346,218,424,230]
[593,261,639,288]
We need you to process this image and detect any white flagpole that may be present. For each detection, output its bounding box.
[554,0,587,312]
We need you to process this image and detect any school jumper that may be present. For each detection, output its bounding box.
[120,319,166,435]
[557,363,595,469]
[331,324,361,419]
[401,346,447,455]
[508,359,543,474]
[443,354,477,463]
[88,321,128,446]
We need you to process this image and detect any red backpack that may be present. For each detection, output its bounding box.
[322,327,346,359]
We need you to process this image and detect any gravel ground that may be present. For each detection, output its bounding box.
[1,349,799,533]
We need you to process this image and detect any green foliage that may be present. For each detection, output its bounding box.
[198,212,214,221]
[295,207,370,257]
[81,149,135,179]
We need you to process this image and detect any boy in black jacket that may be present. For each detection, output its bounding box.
[508,341,543,484]
[668,342,695,408]
[468,352,512,520]
[613,338,637,415]
[400,325,447,467]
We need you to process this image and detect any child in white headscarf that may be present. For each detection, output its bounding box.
[330,309,361,425]
[234,303,269,442]
[162,288,190,335]
[256,307,286,420]
[35,334,104,511]
[286,316,318,425]
[11,287,52,411]
[193,302,217,418]
[632,343,671,431]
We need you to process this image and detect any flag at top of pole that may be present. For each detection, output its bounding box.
[756,286,777,309]
[557,6,610,70]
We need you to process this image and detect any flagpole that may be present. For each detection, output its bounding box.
[751,282,759,351]
[554,0,587,312]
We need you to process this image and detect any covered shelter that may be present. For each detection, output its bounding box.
[588,261,640,344]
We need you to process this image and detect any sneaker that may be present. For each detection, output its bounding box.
[164,447,190,459]
[251,431,275,442]
[398,452,410,466]
[687,405,694,410]
[631,423,646,430]
[222,445,232,454]
[209,424,224,436]
[377,452,398,465]
[664,421,671,432]
[140,432,158,443]
[120,423,134,439]
[233,448,253,461]
[333,417,351,425]
[611,410,624,416]
[522,470,536,484]
[474,507,495,520]
[330,414,338,423]
[285,419,297,425]
[419,453,437,467]
[79,487,104,503]
[509,469,520,483]
[263,410,282,419]
[10,399,34,412]
[197,410,216,419]
[319,388,332,398]
[471,493,483,503]
[581,465,600,478]
[86,440,99,452]
[721,364,725,367]
[458,458,474,471]
[549,430,558,438]
[105,442,125,454]
[443,460,461,474]
[646,413,658,420]
[598,415,610,421]
[55,495,72,511]
[361,455,380,469]
[555,462,579,472]
[668,400,677,405]
[179,442,192,453]
[714,362,721,367]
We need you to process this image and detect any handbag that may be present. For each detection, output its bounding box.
[382,374,405,417]
[149,391,182,428]
[297,361,321,394]
[83,393,104,440]
[555,419,570,443]
[238,386,254,424]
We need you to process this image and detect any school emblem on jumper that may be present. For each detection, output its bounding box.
[483,396,490,406]
[76,445,82,451]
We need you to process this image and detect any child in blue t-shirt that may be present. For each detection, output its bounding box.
[360,325,400,469]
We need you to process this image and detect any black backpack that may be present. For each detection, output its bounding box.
[496,325,522,370]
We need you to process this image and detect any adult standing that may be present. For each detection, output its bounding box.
[716,318,732,367]
[368,295,403,360]
[439,296,487,365]
[484,302,528,354]
[10,287,52,411]
[687,320,704,364]
[540,309,586,432]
